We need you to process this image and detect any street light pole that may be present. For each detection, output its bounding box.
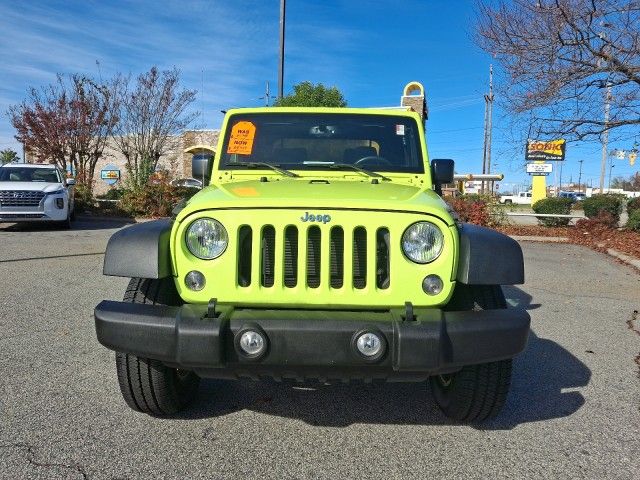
[608,162,614,191]
[599,84,611,193]
[278,0,286,100]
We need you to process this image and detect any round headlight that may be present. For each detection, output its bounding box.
[402,221,444,264]
[186,218,228,259]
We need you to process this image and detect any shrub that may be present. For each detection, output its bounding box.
[119,173,199,218]
[627,209,640,232]
[582,194,623,224]
[447,196,491,226]
[532,197,572,227]
[575,211,617,230]
[96,188,126,200]
[571,200,584,211]
[73,183,94,212]
[627,196,640,215]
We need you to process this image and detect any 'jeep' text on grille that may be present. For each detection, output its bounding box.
[300,212,331,224]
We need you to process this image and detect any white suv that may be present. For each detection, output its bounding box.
[0,163,75,228]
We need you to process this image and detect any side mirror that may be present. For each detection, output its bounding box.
[191,155,212,186]
[65,178,76,186]
[431,159,454,185]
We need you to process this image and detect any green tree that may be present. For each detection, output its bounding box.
[274,81,347,107]
[0,149,20,164]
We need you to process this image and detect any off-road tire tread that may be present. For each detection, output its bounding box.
[115,278,199,416]
[432,284,512,422]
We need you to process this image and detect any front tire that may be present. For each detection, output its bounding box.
[430,285,512,422]
[115,278,200,415]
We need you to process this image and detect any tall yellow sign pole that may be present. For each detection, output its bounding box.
[531,161,547,205]
[527,139,565,205]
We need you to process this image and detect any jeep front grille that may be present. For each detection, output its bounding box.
[0,190,45,207]
[236,224,390,291]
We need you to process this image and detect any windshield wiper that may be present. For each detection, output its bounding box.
[235,162,298,177]
[327,163,389,180]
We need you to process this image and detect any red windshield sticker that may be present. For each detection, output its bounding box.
[227,121,256,155]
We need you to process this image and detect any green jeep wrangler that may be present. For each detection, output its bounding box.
[95,102,530,422]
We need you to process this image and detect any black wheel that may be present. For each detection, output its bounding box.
[115,278,200,415]
[430,285,512,422]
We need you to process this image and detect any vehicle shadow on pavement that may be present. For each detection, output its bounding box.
[0,217,135,232]
[179,286,590,429]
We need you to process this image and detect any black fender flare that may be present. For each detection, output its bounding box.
[103,219,173,279]
[456,223,524,285]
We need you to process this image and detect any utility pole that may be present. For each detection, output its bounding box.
[599,84,611,193]
[559,161,563,194]
[578,159,584,192]
[278,0,286,100]
[481,64,494,194]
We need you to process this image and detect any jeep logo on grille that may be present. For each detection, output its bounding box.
[300,212,331,224]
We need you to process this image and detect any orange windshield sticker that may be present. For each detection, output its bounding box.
[227,121,256,155]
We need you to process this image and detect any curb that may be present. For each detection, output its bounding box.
[607,249,640,270]
[508,234,640,272]
[76,215,153,223]
[509,235,569,243]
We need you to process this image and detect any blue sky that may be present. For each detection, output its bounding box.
[0,0,637,190]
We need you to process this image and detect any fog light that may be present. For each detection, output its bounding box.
[422,274,443,295]
[55,198,64,209]
[356,332,383,357]
[239,330,266,356]
[185,270,205,291]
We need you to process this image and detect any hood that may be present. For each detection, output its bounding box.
[0,182,63,192]
[178,178,455,225]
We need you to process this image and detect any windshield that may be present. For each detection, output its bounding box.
[219,113,425,174]
[0,167,61,183]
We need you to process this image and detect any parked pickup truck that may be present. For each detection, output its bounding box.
[499,191,532,205]
[94,89,530,423]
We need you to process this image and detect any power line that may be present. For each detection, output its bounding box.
[429,126,483,134]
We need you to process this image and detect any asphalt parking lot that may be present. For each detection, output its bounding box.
[1,218,639,479]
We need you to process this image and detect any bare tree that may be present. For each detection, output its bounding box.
[112,67,198,190]
[10,79,71,172]
[9,75,118,192]
[611,171,640,190]
[67,75,120,187]
[475,0,640,141]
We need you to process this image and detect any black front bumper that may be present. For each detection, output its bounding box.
[94,301,530,381]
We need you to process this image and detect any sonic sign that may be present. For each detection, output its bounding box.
[526,139,566,162]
